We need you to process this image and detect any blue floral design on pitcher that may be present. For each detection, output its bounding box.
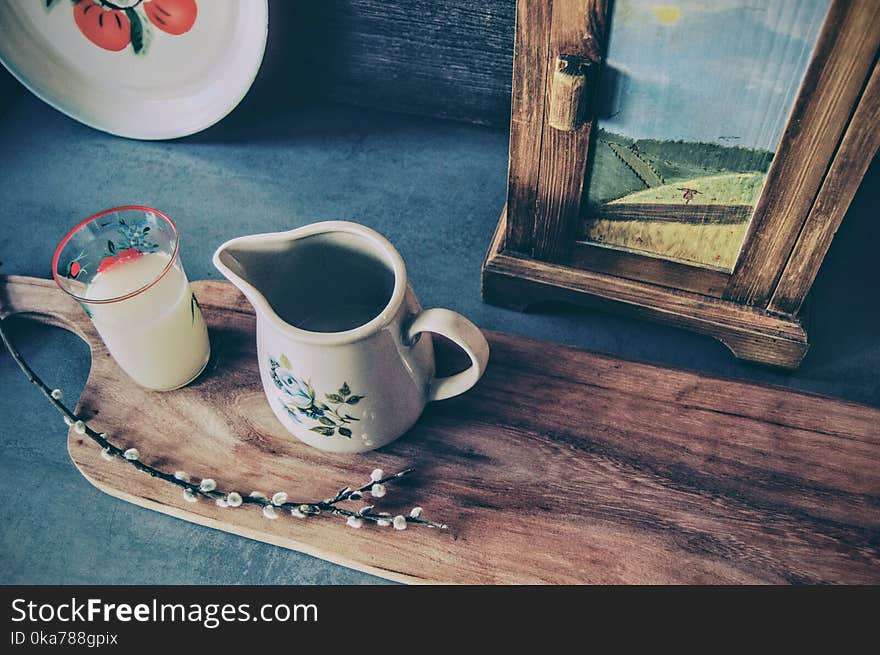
[269,355,363,438]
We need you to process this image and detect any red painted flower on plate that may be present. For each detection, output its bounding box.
[142,0,197,36]
[73,1,130,52]
[65,0,197,55]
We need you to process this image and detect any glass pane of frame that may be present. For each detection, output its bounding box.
[580,0,830,271]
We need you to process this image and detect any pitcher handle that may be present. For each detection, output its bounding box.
[406,309,490,402]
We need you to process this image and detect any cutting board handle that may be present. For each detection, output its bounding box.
[0,275,99,347]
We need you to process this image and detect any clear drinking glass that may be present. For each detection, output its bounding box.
[52,206,210,391]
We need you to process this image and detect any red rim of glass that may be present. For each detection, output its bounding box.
[51,205,180,305]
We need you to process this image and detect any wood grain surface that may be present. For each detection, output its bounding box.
[2,275,879,584]
[531,0,610,262]
[293,0,516,126]
[569,240,730,298]
[504,0,551,254]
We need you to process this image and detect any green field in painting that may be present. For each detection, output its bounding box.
[586,128,773,209]
[583,130,773,269]
[609,172,765,206]
[585,171,766,270]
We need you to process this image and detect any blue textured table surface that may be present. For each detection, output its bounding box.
[1,85,877,584]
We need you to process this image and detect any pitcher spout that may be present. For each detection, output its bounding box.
[212,222,408,344]
[212,231,282,313]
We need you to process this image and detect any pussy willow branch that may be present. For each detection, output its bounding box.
[0,316,447,530]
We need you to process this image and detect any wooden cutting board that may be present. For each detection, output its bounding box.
[2,275,879,584]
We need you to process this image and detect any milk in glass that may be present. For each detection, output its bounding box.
[85,253,210,390]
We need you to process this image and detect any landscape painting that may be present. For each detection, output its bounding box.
[582,0,830,270]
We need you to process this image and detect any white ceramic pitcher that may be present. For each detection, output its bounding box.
[213,221,489,454]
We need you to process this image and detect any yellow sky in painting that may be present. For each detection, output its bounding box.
[653,5,682,25]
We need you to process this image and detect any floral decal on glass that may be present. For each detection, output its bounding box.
[44,0,197,55]
[66,215,159,280]
[269,355,364,439]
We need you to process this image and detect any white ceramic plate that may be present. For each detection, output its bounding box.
[0,0,268,139]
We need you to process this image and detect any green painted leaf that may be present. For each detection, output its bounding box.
[346,395,363,405]
[126,7,144,54]
[190,294,196,325]
[340,382,351,397]
[107,240,116,254]
[135,5,156,53]
[338,427,352,438]
[314,401,328,411]
[310,426,335,436]
[279,354,291,369]
[325,393,344,403]
[318,417,335,427]
[343,414,360,421]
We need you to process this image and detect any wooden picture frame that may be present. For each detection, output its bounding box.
[482,0,880,368]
